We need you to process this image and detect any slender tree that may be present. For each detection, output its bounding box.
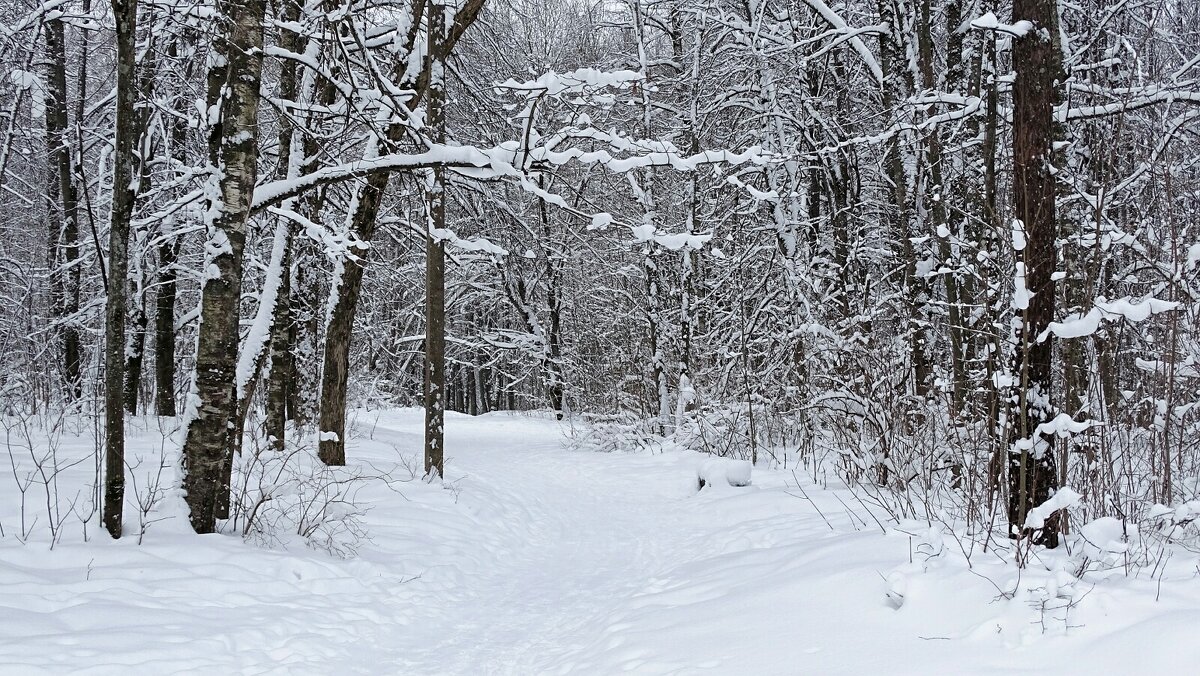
[1008,0,1065,547]
[43,13,83,402]
[102,0,140,538]
[424,0,448,478]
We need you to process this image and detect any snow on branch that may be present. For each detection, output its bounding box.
[1061,87,1200,121]
[969,12,1035,38]
[1038,297,1179,341]
[251,143,767,212]
[1024,487,1082,529]
[497,68,643,96]
[428,227,508,256]
[798,0,883,84]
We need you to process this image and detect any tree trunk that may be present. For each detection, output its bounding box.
[290,244,321,426]
[44,16,83,402]
[317,171,383,466]
[124,284,147,413]
[917,0,967,413]
[316,0,485,464]
[263,0,306,452]
[423,1,447,478]
[102,0,140,539]
[265,241,293,451]
[538,179,566,419]
[154,239,179,416]
[1007,0,1063,548]
[153,37,193,418]
[180,0,267,533]
[876,0,929,401]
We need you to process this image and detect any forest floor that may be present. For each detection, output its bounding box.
[2,409,1199,674]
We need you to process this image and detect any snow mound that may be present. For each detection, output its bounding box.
[697,457,753,489]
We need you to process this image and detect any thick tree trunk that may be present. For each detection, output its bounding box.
[102,0,140,539]
[317,173,383,466]
[180,0,267,533]
[1007,0,1063,548]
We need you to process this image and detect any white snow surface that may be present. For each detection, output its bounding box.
[3,410,1200,675]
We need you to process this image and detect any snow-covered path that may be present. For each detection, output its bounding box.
[384,413,686,672]
[366,411,722,674]
[3,410,1200,675]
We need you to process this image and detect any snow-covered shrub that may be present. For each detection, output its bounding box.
[568,411,665,454]
[672,402,762,463]
[227,435,387,558]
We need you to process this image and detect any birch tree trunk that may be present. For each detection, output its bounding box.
[180,0,267,533]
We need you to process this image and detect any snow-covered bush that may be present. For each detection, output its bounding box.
[568,412,666,454]
[226,434,392,558]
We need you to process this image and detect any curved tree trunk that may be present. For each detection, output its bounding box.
[317,173,383,466]
[316,0,485,465]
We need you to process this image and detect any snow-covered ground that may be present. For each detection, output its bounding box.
[2,410,1199,674]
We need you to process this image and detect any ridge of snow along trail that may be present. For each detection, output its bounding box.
[3,410,1199,675]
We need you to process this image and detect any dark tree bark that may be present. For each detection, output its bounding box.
[153,36,193,418]
[1007,0,1064,548]
[537,178,566,419]
[316,0,485,465]
[180,0,267,533]
[122,43,159,415]
[317,171,384,466]
[102,0,140,539]
[289,243,321,426]
[264,241,292,451]
[44,16,83,402]
[154,238,179,416]
[917,0,967,414]
[876,0,929,401]
[263,0,305,452]
[423,0,448,477]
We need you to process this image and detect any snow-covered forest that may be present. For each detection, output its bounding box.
[2,0,1200,672]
